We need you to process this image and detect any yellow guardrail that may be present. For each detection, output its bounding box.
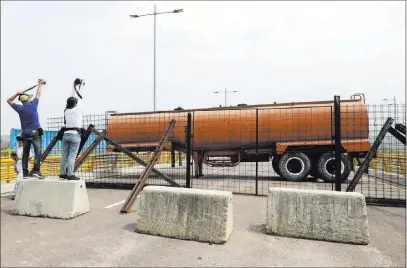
[1,146,404,181]
[1,149,15,182]
[1,147,404,181]
[1,148,186,182]
[354,152,406,177]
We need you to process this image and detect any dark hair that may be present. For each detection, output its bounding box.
[74,78,82,86]
[16,136,22,141]
[66,97,78,109]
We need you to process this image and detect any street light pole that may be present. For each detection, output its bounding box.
[130,6,183,111]
[214,88,238,106]
[383,96,397,121]
[153,4,156,112]
[225,88,227,107]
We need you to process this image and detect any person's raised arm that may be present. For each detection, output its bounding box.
[71,78,85,105]
[7,91,23,105]
[70,85,84,98]
[35,79,46,99]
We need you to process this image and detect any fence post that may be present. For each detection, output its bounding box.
[186,113,192,188]
[255,109,259,195]
[334,96,341,191]
[171,148,176,167]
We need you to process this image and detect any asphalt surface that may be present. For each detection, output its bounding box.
[1,189,405,267]
[68,162,406,201]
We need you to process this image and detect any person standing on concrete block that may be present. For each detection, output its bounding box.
[10,135,31,200]
[7,79,46,179]
[59,78,85,180]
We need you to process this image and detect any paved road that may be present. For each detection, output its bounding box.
[67,162,406,201]
[366,169,406,187]
[1,189,405,267]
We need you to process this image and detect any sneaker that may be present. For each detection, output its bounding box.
[11,195,15,200]
[59,174,67,179]
[67,175,80,180]
[32,171,45,179]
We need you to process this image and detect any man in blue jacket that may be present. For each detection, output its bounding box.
[7,79,46,179]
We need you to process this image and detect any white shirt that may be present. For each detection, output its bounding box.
[64,86,84,134]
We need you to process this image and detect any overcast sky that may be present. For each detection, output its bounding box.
[1,1,405,134]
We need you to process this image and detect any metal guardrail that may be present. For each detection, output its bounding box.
[354,152,406,177]
[0,149,185,182]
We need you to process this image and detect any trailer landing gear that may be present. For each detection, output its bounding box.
[193,152,204,178]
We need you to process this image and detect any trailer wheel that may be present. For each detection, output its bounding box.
[278,152,311,181]
[316,152,351,183]
[272,156,281,176]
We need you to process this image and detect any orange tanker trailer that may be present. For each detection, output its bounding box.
[106,94,371,182]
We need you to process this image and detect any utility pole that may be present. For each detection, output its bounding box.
[214,88,238,106]
[130,6,183,111]
[153,4,156,112]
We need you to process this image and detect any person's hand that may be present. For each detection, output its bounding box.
[38,78,46,85]
[16,91,24,95]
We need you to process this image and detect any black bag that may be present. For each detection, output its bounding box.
[56,128,65,141]
[79,128,87,139]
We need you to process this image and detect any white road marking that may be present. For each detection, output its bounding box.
[104,200,125,209]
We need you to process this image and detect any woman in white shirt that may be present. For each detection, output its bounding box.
[59,78,84,180]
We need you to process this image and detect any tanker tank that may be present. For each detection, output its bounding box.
[106,94,371,182]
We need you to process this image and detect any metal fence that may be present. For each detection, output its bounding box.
[43,112,189,189]
[18,101,407,206]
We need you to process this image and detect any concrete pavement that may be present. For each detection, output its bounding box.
[1,188,405,267]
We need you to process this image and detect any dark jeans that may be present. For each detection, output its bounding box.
[21,132,42,175]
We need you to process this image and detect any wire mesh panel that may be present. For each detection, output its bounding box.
[256,105,336,195]
[45,112,188,188]
[190,109,258,194]
[41,101,406,205]
[343,103,406,203]
[43,114,108,180]
[187,102,405,205]
[95,111,188,188]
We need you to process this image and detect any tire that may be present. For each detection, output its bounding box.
[272,156,281,176]
[316,152,351,183]
[278,152,311,181]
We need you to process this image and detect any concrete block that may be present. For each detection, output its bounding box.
[135,186,233,244]
[14,179,90,219]
[266,188,369,245]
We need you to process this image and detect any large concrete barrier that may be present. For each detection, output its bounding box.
[14,179,90,219]
[266,188,369,245]
[135,186,233,244]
